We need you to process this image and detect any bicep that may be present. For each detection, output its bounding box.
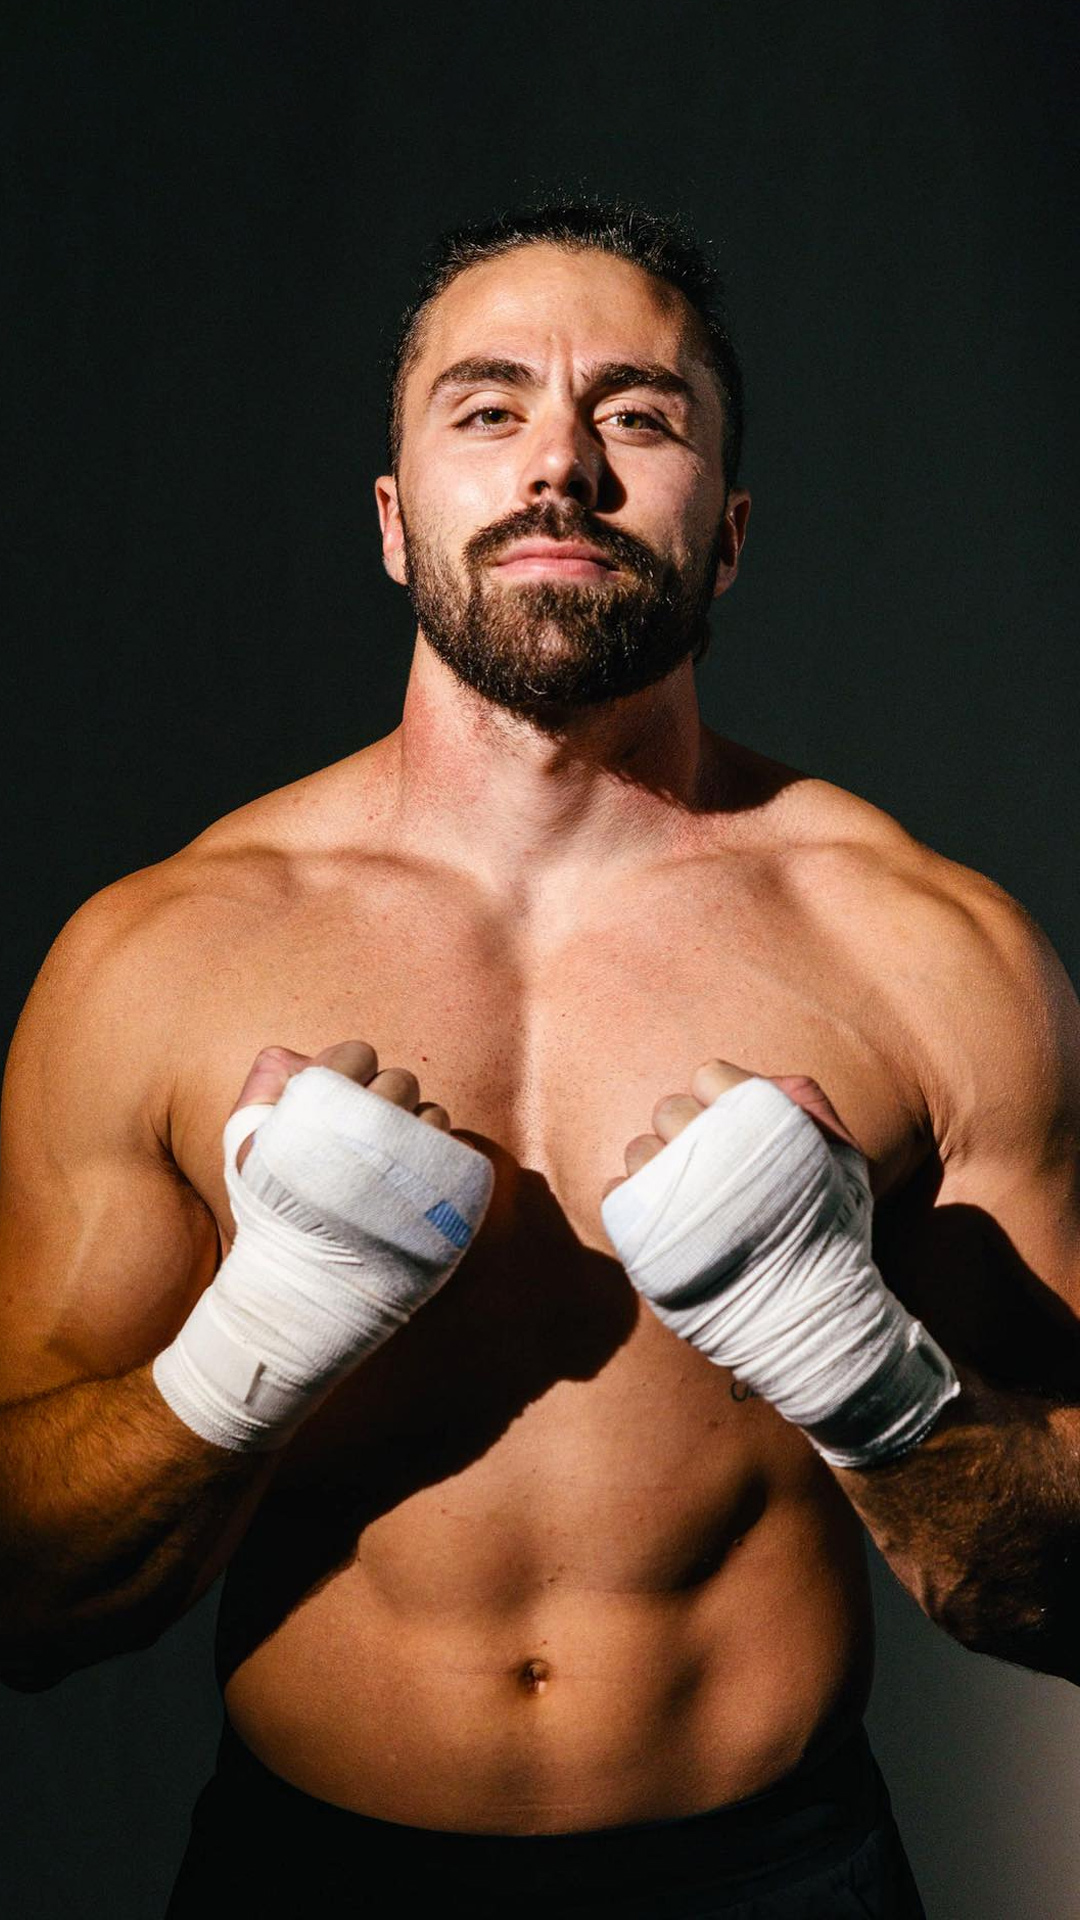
[0,902,219,1402]
[876,870,1080,1395]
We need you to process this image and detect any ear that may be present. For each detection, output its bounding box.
[375,474,408,586]
[712,489,751,600]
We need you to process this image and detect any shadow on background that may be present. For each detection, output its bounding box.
[1,1588,222,1918]
[867,1549,1080,1920]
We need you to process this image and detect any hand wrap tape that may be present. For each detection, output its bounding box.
[601,1077,959,1467]
[153,1066,494,1451]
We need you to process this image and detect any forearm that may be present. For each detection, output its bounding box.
[0,1363,275,1686]
[601,1072,1080,1682]
[836,1373,1080,1683]
[0,1064,493,1687]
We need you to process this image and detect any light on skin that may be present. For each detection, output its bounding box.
[601,1061,860,1201]
[235,253,840,1209]
[374,242,751,888]
[378,243,818,1199]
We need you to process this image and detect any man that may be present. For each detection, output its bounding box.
[1,204,1078,1918]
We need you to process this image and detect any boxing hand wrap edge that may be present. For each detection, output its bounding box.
[152,1068,494,1453]
[802,1317,960,1468]
[602,1077,960,1470]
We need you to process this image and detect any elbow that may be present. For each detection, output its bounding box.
[952,1620,1080,1687]
[0,1599,174,1692]
[926,1576,1080,1685]
[0,1655,77,1693]
[0,1624,85,1690]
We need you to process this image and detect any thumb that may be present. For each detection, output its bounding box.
[230,1044,313,1170]
[770,1074,862,1151]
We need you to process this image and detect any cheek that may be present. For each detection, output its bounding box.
[402,489,494,582]
[618,456,712,553]
[679,489,729,573]
[399,475,457,565]
[406,434,515,532]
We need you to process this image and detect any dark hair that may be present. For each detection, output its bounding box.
[386,201,744,488]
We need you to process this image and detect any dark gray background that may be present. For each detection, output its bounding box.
[3,2,1078,1914]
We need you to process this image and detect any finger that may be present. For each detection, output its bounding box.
[601,1175,626,1201]
[233,1044,312,1111]
[651,1092,704,1142]
[313,1039,379,1085]
[771,1074,861,1149]
[415,1102,450,1130]
[368,1066,421,1110]
[625,1132,666,1176]
[689,1058,754,1105]
[231,1044,313,1170]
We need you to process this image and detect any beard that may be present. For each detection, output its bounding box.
[400,498,723,725]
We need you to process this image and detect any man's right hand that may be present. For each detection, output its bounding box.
[151,1039,494,1453]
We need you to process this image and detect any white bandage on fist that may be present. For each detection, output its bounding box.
[601,1077,959,1468]
[153,1066,494,1451]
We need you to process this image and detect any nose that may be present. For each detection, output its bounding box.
[513,404,603,512]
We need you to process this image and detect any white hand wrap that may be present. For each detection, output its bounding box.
[601,1077,959,1468]
[153,1066,494,1451]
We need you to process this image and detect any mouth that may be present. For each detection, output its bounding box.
[491,541,619,581]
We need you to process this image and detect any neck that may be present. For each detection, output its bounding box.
[387,636,718,893]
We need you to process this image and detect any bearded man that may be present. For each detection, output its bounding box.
[2,204,1079,1919]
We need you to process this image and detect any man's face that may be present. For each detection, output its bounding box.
[376,244,749,723]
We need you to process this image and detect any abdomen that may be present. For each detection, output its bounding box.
[219,1306,874,1830]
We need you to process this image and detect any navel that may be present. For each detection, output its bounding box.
[517,1657,552,1695]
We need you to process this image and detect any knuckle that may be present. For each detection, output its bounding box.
[255,1043,295,1068]
[318,1038,377,1065]
[628,1130,660,1155]
[694,1057,726,1080]
[373,1065,419,1101]
[312,1043,379,1091]
[692,1059,748,1096]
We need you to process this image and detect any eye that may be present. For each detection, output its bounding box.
[602,409,665,436]
[456,406,515,431]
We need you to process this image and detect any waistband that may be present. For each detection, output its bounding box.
[200,1717,891,1910]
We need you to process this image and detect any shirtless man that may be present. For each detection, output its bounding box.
[2,204,1079,1919]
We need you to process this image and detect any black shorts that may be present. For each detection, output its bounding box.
[166,1719,925,1918]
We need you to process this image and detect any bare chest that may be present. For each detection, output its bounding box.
[175,863,907,1617]
[169,865,925,1254]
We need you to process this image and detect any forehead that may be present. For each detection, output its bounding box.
[407,243,712,402]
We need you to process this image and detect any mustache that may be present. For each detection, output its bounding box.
[463,504,662,581]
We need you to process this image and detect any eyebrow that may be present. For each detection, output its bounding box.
[426,357,695,408]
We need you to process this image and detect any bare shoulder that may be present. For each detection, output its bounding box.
[8,743,396,1142]
[751,759,1080,1163]
[12,821,281,1122]
[0,748,399,1394]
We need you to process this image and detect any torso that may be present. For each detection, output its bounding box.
[156,732,938,1830]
